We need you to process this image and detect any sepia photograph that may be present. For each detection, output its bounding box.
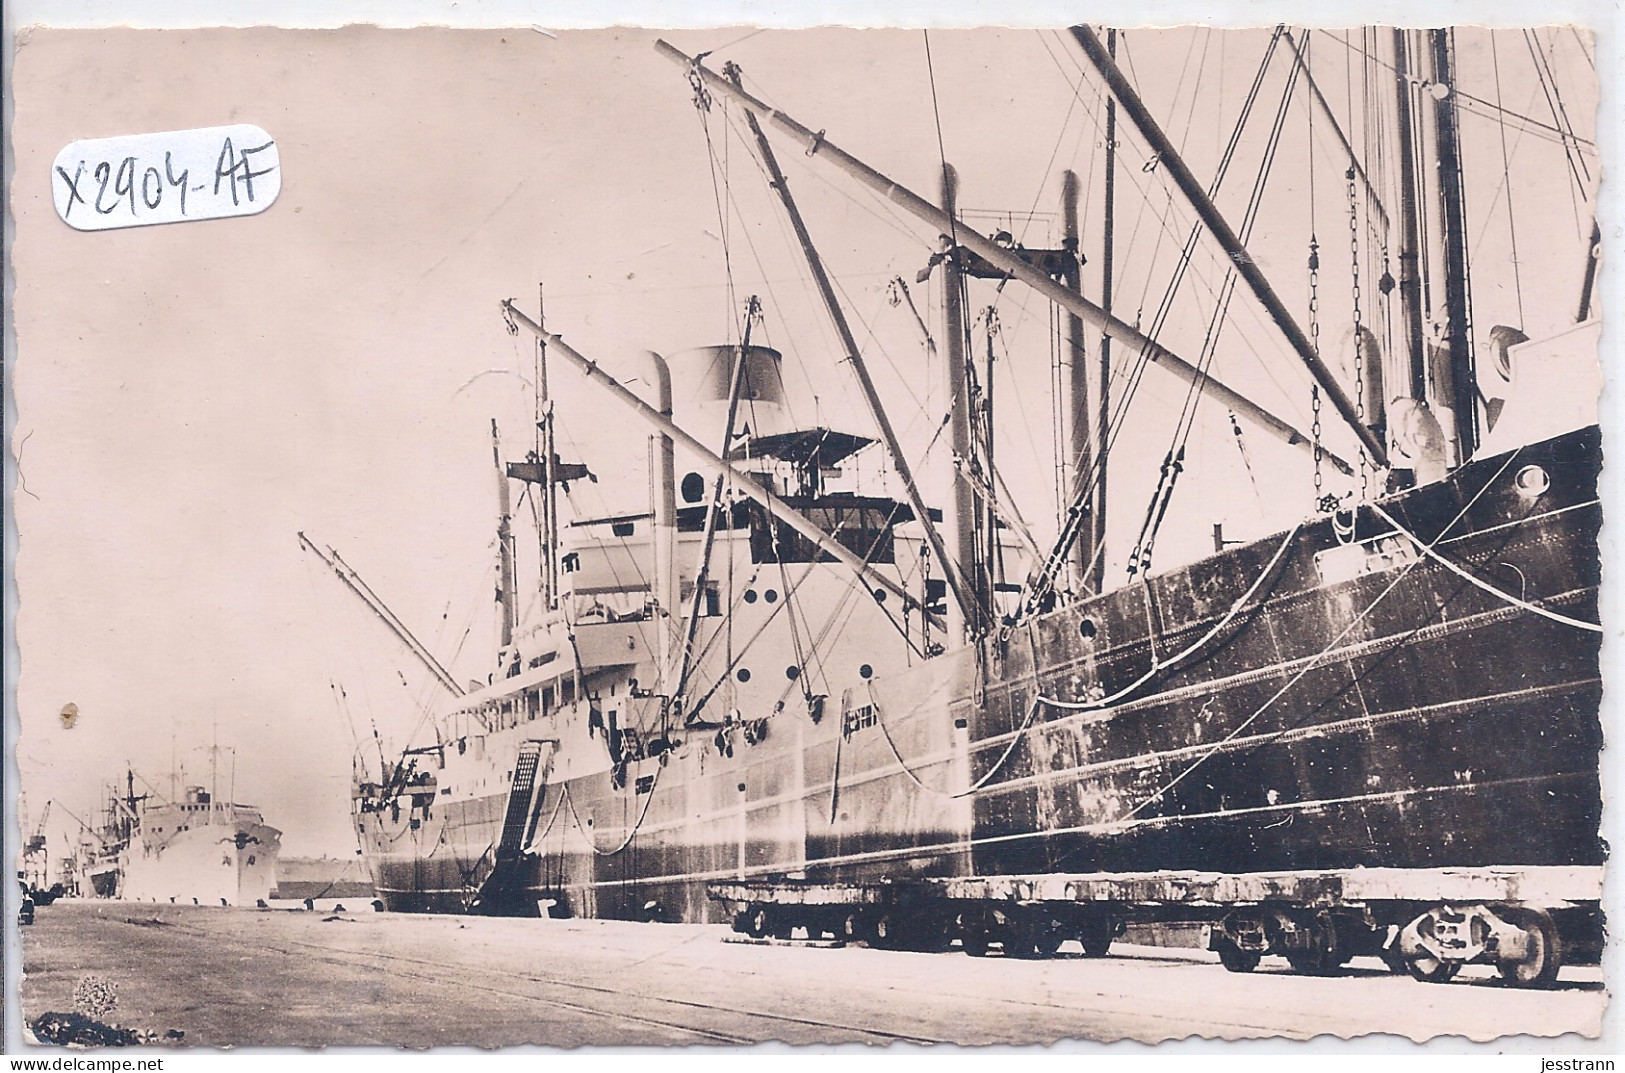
[4,12,1610,1050]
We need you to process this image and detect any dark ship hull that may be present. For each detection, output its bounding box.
[363,425,1602,920]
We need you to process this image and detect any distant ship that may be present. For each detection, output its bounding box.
[77,770,282,907]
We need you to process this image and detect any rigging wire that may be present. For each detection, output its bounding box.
[1570,27,1595,70]
[874,517,1304,799]
[1369,501,1601,633]
[688,65,740,344]
[865,627,1043,799]
[1522,29,1588,242]
[922,30,959,257]
[1316,30,1598,153]
[1040,520,1304,711]
[1120,27,1293,576]
[1041,31,1317,436]
[1476,31,1532,325]
[1524,28,1591,185]
[1113,448,1524,820]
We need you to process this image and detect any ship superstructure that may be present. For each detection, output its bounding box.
[75,770,283,907]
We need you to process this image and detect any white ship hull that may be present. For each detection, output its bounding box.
[120,820,282,907]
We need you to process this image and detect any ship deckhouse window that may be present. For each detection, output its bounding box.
[749,502,900,565]
[612,521,636,537]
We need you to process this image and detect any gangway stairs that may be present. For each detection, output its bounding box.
[475,739,557,914]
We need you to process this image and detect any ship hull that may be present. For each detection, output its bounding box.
[119,821,283,907]
[361,427,1602,920]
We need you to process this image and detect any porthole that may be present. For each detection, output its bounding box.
[859,664,873,679]
[681,471,706,503]
[1079,618,1098,639]
[764,589,779,603]
[744,589,759,604]
[785,665,801,681]
[1513,464,1551,499]
[737,668,752,683]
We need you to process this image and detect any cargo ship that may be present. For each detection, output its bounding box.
[74,769,283,907]
[332,26,1601,977]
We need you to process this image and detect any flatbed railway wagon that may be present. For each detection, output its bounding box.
[711,864,1603,988]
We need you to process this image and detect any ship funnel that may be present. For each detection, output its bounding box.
[669,345,788,450]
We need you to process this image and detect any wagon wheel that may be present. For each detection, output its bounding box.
[1403,950,1461,984]
[869,912,901,950]
[1032,920,1066,958]
[1078,917,1115,958]
[960,923,992,957]
[912,915,954,953]
[1286,914,1342,976]
[1495,907,1563,989]
[1000,920,1042,959]
[744,903,772,939]
[1216,943,1261,974]
[1379,945,1409,975]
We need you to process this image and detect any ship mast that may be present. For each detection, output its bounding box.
[1391,29,1429,403]
[535,285,560,612]
[647,352,678,683]
[503,303,591,619]
[1068,25,1387,467]
[1428,28,1477,462]
[655,40,1354,475]
[938,165,981,638]
[1060,169,1096,596]
[672,298,756,708]
[492,419,518,649]
[500,301,942,626]
[723,61,985,639]
[1093,29,1116,598]
[127,769,140,836]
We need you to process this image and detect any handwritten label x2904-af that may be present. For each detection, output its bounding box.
[52,124,281,231]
